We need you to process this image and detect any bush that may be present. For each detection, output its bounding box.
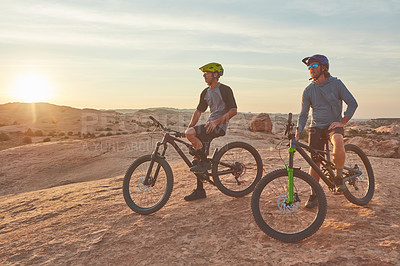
[23,136,32,144]
[0,132,10,141]
[83,133,96,138]
[43,137,51,142]
[34,130,44,137]
[68,131,73,136]
[25,128,34,136]
[106,132,113,136]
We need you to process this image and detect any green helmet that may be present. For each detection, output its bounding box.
[199,62,224,76]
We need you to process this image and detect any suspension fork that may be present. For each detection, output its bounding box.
[285,144,296,204]
[144,141,168,185]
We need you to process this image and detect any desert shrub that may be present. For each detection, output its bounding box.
[106,132,113,136]
[68,131,73,136]
[34,130,44,137]
[84,133,96,138]
[23,136,32,144]
[99,133,105,137]
[59,132,65,136]
[0,132,10,141]
[25,128,34,136]
[43,137,51,142]
[105,127,113,131]
[348,128,368,137]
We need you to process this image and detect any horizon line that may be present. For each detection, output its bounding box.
[1,101,399,120]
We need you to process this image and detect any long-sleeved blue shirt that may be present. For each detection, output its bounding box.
[297,76,358,132]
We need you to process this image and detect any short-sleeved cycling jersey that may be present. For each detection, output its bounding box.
[196,83,237,132]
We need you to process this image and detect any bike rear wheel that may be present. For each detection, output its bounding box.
[251,169,327,242]
[212,141,263,197]
[343,144,374,205]
[123,155,173,214]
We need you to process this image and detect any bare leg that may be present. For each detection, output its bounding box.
[185,128,203,150]
[330,133,345,175]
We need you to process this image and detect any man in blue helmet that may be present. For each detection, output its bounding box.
[296,54,358,208]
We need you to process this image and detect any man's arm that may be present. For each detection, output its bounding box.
[339,80,358,120]
[328,115,351,130]
[206,109,237,133]
[329,80,358,130]
[188,109,202,128]
[296,89,311,140]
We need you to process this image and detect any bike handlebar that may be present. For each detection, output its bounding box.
[149,116,184,137]
[284,113,295,137]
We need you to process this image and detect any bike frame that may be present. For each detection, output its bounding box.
[285,133,363,204]
[144,132,238,185]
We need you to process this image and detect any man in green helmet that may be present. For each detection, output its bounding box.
[184,62,238,201]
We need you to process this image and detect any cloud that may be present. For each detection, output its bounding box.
[284,0,400,16]
[1,0,399,62]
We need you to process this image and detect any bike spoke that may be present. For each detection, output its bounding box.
[256,173,324,236]
[127,160,169,210]
[344,149,370,199]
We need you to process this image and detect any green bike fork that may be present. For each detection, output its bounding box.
[285,147,296,204]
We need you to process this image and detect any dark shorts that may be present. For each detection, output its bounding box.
[194,124,226,144]
[308,126,344,151]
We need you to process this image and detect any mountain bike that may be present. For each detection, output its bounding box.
[251,113,374,242]
[123,116,263,215]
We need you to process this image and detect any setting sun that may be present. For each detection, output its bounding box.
[11,72,53,102]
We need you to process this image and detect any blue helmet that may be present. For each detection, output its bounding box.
[302,54,329,70]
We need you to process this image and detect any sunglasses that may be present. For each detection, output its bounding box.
[308,63,319,70]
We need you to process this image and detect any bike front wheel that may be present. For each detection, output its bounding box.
[123,155,173,215]
[212,141,263,197]
[251,169,327,242]
[343,144,375,206]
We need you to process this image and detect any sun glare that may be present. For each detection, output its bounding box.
[11,72,53,102]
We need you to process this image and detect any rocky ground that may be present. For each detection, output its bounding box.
[0,103,399,265]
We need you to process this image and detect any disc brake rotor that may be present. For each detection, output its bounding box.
[277,192,299,214]
[138,177,152,192]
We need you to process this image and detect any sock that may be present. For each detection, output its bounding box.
[196,178,204,190]
[196,149,208,162]
[336,168,343,179]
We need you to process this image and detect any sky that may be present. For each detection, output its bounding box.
[0,0,399,119]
